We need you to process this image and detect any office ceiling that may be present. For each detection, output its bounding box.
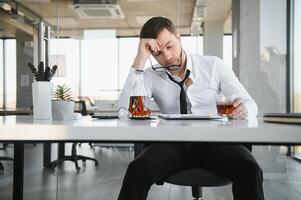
[0,0,232,38]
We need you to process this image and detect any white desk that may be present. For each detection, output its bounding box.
[0,115,300,144]
[0,115,300,200]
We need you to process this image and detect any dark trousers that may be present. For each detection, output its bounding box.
[118,143,264,200]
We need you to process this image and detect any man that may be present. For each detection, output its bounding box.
[118,16,264,200]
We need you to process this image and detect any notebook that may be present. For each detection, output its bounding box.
[263,113,301,124]
[158,114,224,120]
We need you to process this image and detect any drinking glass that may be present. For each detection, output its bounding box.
[216,93,236,117]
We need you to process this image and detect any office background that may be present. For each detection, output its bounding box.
[0,0,301,199]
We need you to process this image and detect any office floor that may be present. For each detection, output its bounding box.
[0,144,301,200]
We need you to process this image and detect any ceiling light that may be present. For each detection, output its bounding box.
[0,2,12,11]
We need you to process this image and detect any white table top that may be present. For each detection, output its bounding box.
[0,115,300,144]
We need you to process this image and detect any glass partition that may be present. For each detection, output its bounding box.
[253,0,288,188]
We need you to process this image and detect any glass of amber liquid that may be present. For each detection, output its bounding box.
[216,93,236,117]
[129,96,151,118]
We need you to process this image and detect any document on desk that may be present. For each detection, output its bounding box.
[158,114,224,120]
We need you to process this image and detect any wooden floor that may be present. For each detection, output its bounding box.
[0,143,301,200]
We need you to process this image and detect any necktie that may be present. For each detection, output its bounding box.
[166,70,191,114]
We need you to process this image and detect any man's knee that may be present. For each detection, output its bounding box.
[127,156,153,175]
[127,159,144,173]
[243,159,263,182]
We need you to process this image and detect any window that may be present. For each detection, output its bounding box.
[118,37,139,93]
[181,36,203,55]
[4,39,16,108]
[50,39,80,98]
[80,38,118,100]
[223,35,233,67]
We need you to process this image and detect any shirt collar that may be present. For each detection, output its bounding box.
[185,54,195,83]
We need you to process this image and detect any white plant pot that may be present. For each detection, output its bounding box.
[32,82,52,120]
[52,100,74,121]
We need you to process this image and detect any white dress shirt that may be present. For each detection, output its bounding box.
[119,54,258,118]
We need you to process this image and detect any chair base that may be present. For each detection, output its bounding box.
[192,186,203,199]
[45,143,98,171]
[0,157,14,174]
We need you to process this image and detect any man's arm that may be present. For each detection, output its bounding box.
[133,38,160,70]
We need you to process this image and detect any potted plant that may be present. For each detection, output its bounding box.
[52,84,74,121]
[28,62,57,120]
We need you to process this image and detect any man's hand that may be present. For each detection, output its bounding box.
[133,39,160,70]
[229,98,248,119]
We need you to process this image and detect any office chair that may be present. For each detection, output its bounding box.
[0,143,13,174]
[76,96,98,116]
[156,169,231,200]
[134,143,232,200]
[47,100,98,171]
[49,142,98,171]
[0,157,13,174]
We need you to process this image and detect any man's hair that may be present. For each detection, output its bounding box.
[140,16,177,39]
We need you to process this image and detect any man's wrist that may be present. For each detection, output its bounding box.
[131,65,143,70]
[132,60,145,70]
[133,57,146,70]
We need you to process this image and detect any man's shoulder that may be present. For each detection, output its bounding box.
[144,67,166,79]
[189,54,223,69]
[144,67,154,75]
[144,66,164,75]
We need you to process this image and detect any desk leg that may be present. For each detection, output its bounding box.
[43,142,65,169]
[58,142,65,159]
[43,142,51,167]
[13,142,24,200]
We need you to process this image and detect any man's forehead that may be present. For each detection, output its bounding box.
[156,39,172,48]
[155,29,176,47]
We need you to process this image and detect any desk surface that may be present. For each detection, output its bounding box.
[0,115,300,144]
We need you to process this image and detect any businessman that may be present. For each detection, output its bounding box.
[118,16,264,200]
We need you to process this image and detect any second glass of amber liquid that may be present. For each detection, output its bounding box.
[216,94,235,116]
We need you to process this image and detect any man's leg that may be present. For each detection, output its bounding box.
[117,143,187,200]
[198,144,264,200]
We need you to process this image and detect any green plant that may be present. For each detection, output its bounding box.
[53,84,73,101]
[28,61,57,81]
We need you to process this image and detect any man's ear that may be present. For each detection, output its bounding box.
[176,33,181,43]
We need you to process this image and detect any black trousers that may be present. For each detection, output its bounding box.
[117,143,264,200]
